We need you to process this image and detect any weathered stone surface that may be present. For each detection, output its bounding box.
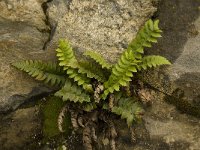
[144,0,200,114]
[0,0,47,30]
[0,107,42,149]
[143,92,200,150]
[46,0,157,62]
[84,1,200,149]
[111,91,200,150]
[0,0,58,112]
[0,17,55,112]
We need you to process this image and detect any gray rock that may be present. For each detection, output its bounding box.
[132,0,200,149]
[0,8,54,112]
[46,0,157,63]
[143,92,200,150]
[143,0,200,114]
[109,92,200,150]
[0,107,42,149]
[0,0,47,30]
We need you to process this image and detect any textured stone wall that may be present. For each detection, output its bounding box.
[46,0,156,62]
[1,0,200,149]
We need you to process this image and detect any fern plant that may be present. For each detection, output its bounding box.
[12,19,170,150]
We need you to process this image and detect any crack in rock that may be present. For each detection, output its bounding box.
[41,0,55,50]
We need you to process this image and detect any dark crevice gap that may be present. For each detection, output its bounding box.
[0,86,57,115]
[41,0,54,50]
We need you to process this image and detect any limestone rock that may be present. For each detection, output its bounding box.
[110,92,200,150]
[46,0,157,63]
[0,107,42,149]
[144,0,200,116]
[0,0,47,30]
[0,4,54,112]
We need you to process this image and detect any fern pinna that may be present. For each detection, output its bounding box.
[12,19,170,150]
[55,79,91,103]
[12,60,66,86]
[112,97,143,127]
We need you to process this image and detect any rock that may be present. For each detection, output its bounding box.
[143,92,200,150]
[0,107,42,149]
[143,0,200,116]
[111,92,200,150]
[46,0,157,63]
[0,18,55,112]
[0,0,47,30]
[0,0,56,112]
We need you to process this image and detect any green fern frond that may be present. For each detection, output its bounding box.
[55,79,91,103]
[84,50,112,69]
[102,19,163,99]
[111,97,143,127]
[78,61,107,82]
[55,39,93,92]
[102,50,139,99]
[12,60,65,86]
[66,68,93,92]
[56,39,78,70]
[137,55,171,70]
[127,19,162,59]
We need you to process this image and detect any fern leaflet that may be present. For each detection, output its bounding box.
[66,68,93,92]
[127,19,162,59]
[112,97,143,127]
[78,61,107,82]
[55,79,91,103]
[84,50,112,69]
[82,103,97,112]
[56,39,78,70]
[56,39,93,92]
[12,60,65,86]
[137,55,171,70]
[102,50,140,99]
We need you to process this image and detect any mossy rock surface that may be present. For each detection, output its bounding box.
[40,96,71,139]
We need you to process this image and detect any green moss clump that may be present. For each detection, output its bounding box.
[40,96,71,138]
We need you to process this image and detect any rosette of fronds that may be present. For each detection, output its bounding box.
[12,19,171,150]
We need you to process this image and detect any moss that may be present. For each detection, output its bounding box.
[40,96,71,139]
[165,89,200,118]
